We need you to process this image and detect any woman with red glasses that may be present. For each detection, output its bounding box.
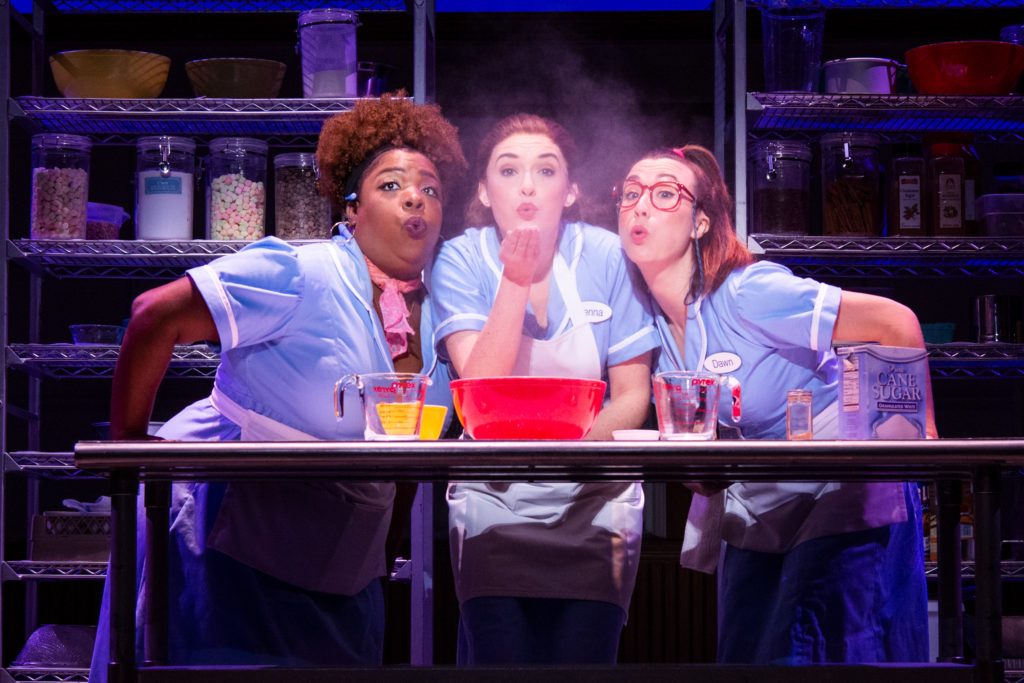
[617,144,933,664]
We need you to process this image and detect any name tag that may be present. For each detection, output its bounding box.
[581,302,612,323]
[704,351,742,373]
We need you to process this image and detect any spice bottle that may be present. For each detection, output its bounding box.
[928,143,965,237]
[206,137,268,241]
[888,145,926,236]
[820,132,883,237]
[30,133,92,240]
[135,136,196,240]
[786,389,813,440]
[748,140,813,235]
[273,153,331,240]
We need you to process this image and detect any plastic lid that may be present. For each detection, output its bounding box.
[136,135,196,153]
[274,152,317,168]
[930,143,962,156]
[748,140,812,162]
[209,137,269,156]
[820,132,880,148]
[297,8,358,26]
[87,202,129,225]
[31,133,92,151]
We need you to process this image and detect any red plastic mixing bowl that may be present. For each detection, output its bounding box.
[451,376,606,440]
[905,41,1024,95]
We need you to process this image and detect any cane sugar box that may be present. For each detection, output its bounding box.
[836,343,928,440]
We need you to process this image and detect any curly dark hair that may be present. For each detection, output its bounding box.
[316,92,467,209]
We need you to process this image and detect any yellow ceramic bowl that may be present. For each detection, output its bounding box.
[185,58,286,98]
[49,50,170,99]
[419,405,448,440]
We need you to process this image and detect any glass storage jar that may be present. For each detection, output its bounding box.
[273,153,331,240]
[206,137,268,241]
[928,143,966,237]
[888,145,926,236]
[748,140,812,235]
[30,133,92,240]
[820,132,883,237]
[135,136,196,240]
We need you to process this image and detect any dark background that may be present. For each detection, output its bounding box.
[4,4,1024,668]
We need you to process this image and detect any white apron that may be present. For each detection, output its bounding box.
[447,232,644,611]
[205,386,394,595]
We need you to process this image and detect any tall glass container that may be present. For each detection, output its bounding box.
[135,136,196,240]
[297,8,359,98]
[30,133,91,240]
[820,132,883,236]
[206,137,268,241]
[274,152,331,240]
[748,140,812,235]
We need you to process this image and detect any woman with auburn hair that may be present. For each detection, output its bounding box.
[617,144,933,664]
[88,94,466,681]
[431,113,658,664]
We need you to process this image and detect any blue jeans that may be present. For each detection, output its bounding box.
[457,596,626,665]
[717,482,928,664]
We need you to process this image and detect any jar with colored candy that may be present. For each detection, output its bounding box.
[206,137,268,241]
[30,133,92,240]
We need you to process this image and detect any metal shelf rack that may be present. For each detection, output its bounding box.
[7,344,220,379]
[3,0,436,674]
[748,235,1024,279]
[13,97,373,146]
[747,93,1024,144]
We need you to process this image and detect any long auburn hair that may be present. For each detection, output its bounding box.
[633,145,754,299]
[465,113,583,228]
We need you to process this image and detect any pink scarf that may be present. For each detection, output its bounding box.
[364,257,422,358]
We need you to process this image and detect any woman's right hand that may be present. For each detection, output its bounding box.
[499,225,541,286]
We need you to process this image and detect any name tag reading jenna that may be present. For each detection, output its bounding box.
[582,302,612,323]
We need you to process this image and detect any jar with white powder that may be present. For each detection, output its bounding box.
[31,133,92,240]
[135,136,196,240]
[206,137,268,241]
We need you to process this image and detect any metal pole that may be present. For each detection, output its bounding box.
[410,482,434,665]
[935,479,964,662]
[109,470,139,683]
[144,481,171,665]
[971,465,1002,683]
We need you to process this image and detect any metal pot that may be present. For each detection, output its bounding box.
[823,57,901,94]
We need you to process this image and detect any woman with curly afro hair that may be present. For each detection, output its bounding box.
[89,94,466,681]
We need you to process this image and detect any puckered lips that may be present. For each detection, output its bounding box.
[516,203,538,221]
[404,215,429,239]
[628,223,649,246]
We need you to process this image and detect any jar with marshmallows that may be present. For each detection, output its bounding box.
[206,137,268,241]
[30,133,91,240]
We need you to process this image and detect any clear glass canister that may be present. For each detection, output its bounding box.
[30,133,92,240]
[297,8,359,98]
[274,153,331,240]
[748,140,812,235]
[135,136,196,240]
[206,137,268,241]
[820,132,883,236]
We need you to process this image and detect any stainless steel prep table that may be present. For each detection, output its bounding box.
[74,438,1024,683]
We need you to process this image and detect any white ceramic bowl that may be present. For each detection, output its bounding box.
[824,57,901,94]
